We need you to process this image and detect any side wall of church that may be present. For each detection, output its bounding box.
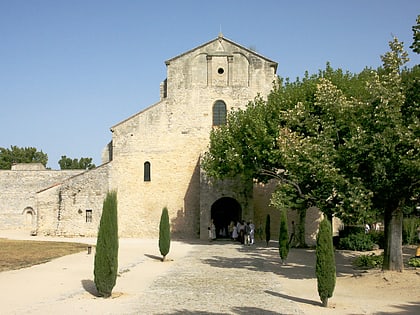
[0,169,84,230]
[36,163,110,236]
[253,181,342,246]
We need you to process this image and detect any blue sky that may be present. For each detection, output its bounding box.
[1,0,419,169]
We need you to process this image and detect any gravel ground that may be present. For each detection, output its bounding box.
[131,240,303,315]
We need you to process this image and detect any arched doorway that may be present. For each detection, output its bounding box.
[211,197,242,238]
[22,207,36,230]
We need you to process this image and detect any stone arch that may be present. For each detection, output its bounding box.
[211,197,242,238]
[22,207,36,229]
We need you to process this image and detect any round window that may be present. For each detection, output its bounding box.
[218,68,224,74]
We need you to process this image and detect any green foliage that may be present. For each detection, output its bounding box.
[159,207,171,260]
[202,35,419,271]
[408,257,420,267]
[410,14,420,54]
[353,253,383,269]
[0,145,48,169]
[338,233,375,251]
[403,217,420,245]
[316,217,336,307]
[59,155,96,170]
[265,214,271,246]
[369,231,385,249]
[94,190,119,297]
[278,210,289,262]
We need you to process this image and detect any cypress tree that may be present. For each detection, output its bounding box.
[316,217,336,307]
[159,207,171,261]
[94,190,118,298]
[279,209,289,263]
[265,214,271,246]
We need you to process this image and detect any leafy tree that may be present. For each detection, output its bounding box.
[316,217,336,307]
[159,207,171,261]
[410,14,420,54]
[203,37,418,271]
[278,209,289,263]
[265,214,271,246]
[0,145,48,169]
[59,155,96,170]
[94,190,118,297]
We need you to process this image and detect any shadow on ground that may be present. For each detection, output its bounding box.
[197,240,358,280]
[81,279,100,297]
[153,307,291,315]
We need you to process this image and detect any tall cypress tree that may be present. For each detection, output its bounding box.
[94,190,118,298]
[316,217,336,307]
[265,214,271,246]
[159,207,171,261]
[279,209,289,263]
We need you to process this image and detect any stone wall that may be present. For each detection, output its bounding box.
[0,168,84,231]
[37,163,110,236]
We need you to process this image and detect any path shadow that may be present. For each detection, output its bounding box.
[144,253,162,261]
[265,290,321,307]
[201,242,365,280]
[154,307,288,315]
[81,279,101,297]
[375,301,420,315]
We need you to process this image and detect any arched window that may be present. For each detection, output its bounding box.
[144,161,151,182]
[213,100,227,126]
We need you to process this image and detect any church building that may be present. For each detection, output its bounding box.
[1,35,323,242]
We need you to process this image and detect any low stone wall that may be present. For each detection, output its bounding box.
[0,168,84,231]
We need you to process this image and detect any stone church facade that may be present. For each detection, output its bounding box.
[0,35,325,243]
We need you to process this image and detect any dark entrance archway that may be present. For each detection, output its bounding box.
[211,197,242,238]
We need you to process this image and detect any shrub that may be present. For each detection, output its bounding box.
[316,217,336,307]
[408,257,420,268]
[369,230,385,249]
[159,207,171,261]
[338,233,374,251]
[278,210,289,263]
[353,253,383,269]
[94,190,119,298]
[265,214,271,246]
[403,217,420,245]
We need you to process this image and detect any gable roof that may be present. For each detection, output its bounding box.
[165,34,278,72]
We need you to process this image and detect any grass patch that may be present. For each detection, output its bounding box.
[0,238,89,272]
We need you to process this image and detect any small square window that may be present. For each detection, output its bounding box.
[86,209,92,223]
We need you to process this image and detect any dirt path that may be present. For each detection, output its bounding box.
[0,230,419,314]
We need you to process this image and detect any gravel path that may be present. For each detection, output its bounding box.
[132,241,303,314]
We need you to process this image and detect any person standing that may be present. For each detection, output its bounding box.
[249,220,255,245]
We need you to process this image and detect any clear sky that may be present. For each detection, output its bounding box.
[1,0,419,169]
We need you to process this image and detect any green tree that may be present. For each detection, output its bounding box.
[340,38,417,271]
[59,155,96,170]
[0,145,48,169]
[410,14,420,54]
[278,209,289,263]
[316,217,336,307]
[265,214,271,246]
[204,37,418,271]
[159,207,171,261]
[94,190,118,297]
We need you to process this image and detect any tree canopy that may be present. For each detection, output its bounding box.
[58,156,96,170]
[410,14,420,54]
[0,146,48,169]
[203,37,420,271]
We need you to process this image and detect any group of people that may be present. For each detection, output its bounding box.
[208,219,256,245]
[229,220,255,245]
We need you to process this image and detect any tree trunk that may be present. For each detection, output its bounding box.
[297,206,306,247]
[382,207,403,271]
